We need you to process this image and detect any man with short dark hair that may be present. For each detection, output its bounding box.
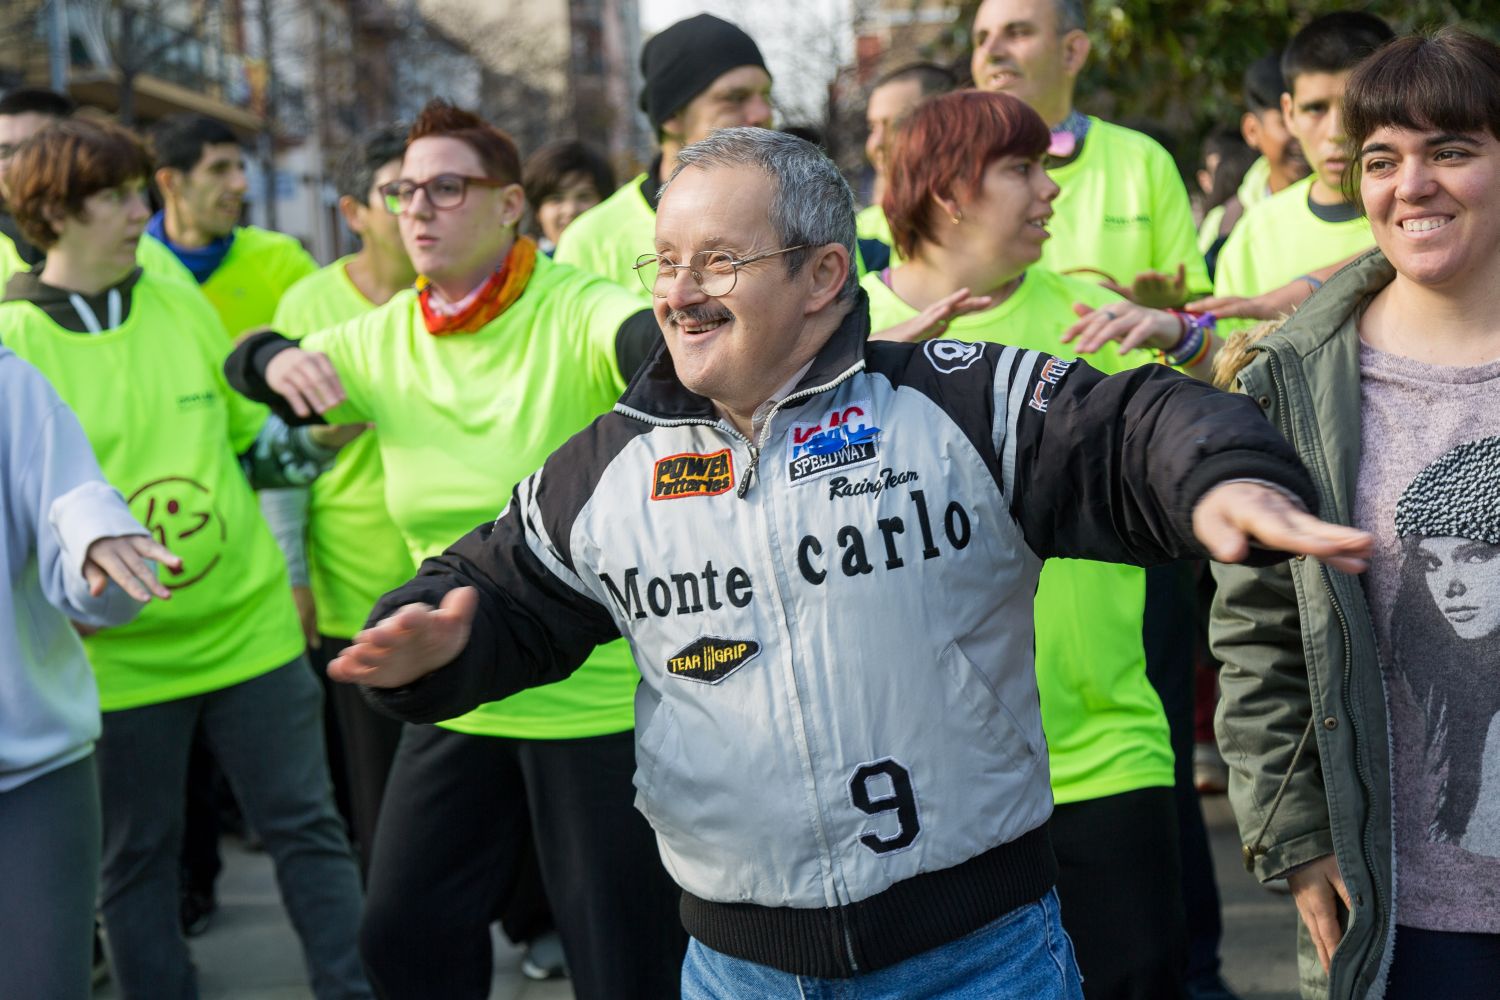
[145,114,318,337]
[969,0,1207,307]
[860,62,957,251]
[555,13,773,296]
[0,87,77,283]
[323,126,1373,996]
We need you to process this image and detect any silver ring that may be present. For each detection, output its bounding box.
[1103,310,1118,320]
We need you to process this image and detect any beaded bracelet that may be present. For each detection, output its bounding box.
[1163,311,1215,368]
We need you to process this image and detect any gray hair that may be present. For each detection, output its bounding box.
[664,127,858,302]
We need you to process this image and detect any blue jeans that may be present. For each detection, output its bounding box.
[95,659,370,999]
[682,888,1084,999]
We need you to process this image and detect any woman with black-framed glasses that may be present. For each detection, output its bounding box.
[225,98,683,1000]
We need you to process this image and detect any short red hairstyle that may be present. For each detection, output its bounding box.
[8,117,154,250]
[882,91,1049,260]
[407,98,521,185]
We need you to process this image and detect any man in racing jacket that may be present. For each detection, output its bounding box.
[317,128,1373,995]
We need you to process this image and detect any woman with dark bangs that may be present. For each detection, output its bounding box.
[1213,29,1500,999]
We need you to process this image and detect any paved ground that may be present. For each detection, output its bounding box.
[95,794,1299,999]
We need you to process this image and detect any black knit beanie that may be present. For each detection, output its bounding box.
[639,14,768,130]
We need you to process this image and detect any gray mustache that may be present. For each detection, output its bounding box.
[668,306,734,326]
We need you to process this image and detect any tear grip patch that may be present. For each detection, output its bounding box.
[666,637,762,684]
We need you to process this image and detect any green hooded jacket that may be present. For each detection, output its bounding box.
[1211,248,1399,1000]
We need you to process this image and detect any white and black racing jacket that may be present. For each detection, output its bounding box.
[364,295,1317,978]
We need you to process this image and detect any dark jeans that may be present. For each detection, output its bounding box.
[96,659,369,999]
[1386,926,1500,1000]
[1051,786,1189,1000]
[361,725,685,1000]
[1144,562,1228,993]
[0,755,100,1000]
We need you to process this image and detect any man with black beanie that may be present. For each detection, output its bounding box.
[556,13,772,297]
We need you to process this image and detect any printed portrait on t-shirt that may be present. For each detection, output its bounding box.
[1391,435,1500,859]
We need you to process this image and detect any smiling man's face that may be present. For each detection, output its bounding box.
[970,0,1081,126]
[651,163,826,419]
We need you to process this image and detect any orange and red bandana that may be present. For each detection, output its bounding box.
[416,235,538,335]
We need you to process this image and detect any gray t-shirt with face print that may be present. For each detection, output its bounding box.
[1354,340,1500,932]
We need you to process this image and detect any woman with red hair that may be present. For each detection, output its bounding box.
[869,90,1216,378]
[867,89,1206,1000]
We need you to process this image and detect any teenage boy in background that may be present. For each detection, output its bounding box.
[1212,13,1393,314]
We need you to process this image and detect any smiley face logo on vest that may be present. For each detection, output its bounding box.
[129,477,227,589]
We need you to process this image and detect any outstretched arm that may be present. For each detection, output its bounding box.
[328,472,622,723]
[1005,356,1370,569]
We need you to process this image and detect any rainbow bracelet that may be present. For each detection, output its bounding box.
[1164,311,1214,368]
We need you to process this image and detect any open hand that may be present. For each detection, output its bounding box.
[266,347,347,418]
[1193,482,1373,574]
[328,587,478,688]
[1062,301,1179,356]
[1288,854,1350,973]
[869,287,995,343]
[83,534,182,602]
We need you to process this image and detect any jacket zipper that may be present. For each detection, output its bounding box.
[1267,351,1384,993]
[735,360,867,498]
[617,369,869,972]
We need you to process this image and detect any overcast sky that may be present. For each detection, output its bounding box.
[639,0,855,124]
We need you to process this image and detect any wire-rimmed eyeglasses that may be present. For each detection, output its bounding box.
[632,246,807,298]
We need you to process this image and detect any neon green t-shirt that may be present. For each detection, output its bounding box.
[1042,118,1210,297]
[856,203,894,248]
[134,232,197,286]
[305,251,643,739]
[0,231,24,288]
[863,267,1175,803]
[1213,175,1374,302]
[1,270,302,711]
[1237,156,1274,215]
[554,173,656,303]
[272,257,414,639]
[146,226,319,338]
